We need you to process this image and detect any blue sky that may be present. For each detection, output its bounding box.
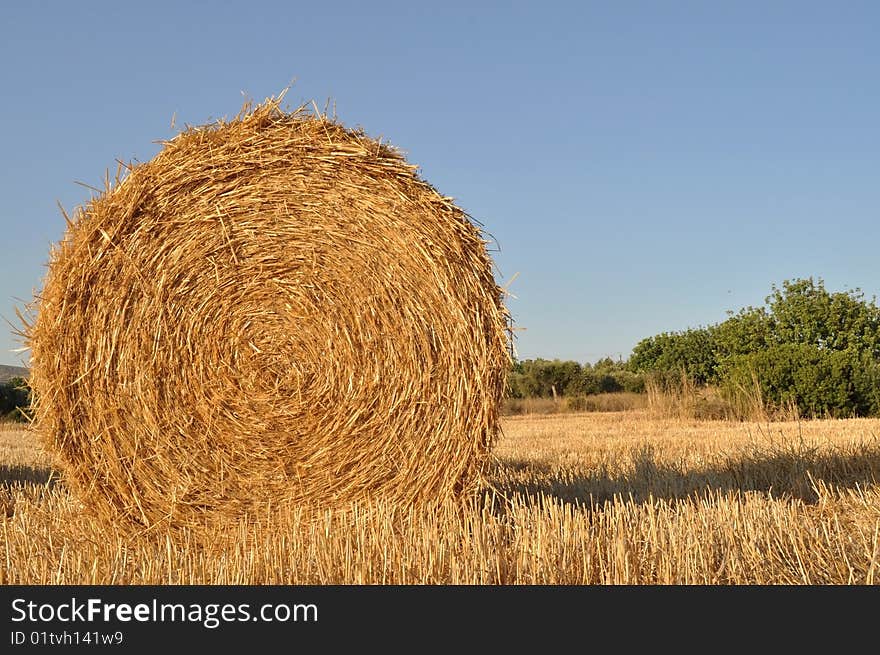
[1,1,878,367]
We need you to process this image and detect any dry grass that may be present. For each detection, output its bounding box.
[502,392,646,416]
[23,93,510,530]
[2,411,878,584]
[645,373,802,422]
[645,374,734,420]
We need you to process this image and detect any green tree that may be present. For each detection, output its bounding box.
[765,278,880,357]
[0,377,31,422]
[713,306,772,359]
[506,358,582,398]
[629,327,718,384]
[721,344,868,418]
[505,357,645,398]
[632,276,880,417]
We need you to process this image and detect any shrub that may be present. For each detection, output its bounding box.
[721,344,875,418]
[0,378,30,423]
[629,328,718,385]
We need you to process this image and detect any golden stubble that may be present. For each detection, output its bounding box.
[2,410,878,584]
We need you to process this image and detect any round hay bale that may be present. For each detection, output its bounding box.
[27,96,510,529]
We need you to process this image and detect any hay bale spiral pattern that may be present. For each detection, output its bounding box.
[27,97,510,528]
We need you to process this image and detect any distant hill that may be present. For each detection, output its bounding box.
[0,364,29,384]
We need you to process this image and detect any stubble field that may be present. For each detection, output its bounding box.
[1,410,879,584]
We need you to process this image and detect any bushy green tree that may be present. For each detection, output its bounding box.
[506,358,644,398]
[629,327,718,384]
[713,306,772,359]
[631,276,880,417]
[721,344,867,418]
[765,278,880,357]
[0,377,31,422]
[506,358,582,398]
[851,352,880,416]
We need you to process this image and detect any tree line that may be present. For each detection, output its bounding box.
[508,278,880,419]
[507,357,645,399]
[0,377,30,422]
[628,278,880,417]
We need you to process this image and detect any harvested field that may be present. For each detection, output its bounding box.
[2,411,879,584]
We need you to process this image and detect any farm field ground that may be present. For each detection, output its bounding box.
[1,410,879,584]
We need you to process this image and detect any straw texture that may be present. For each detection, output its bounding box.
[26,96,510,529]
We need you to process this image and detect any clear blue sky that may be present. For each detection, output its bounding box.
[1,1,878,367]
